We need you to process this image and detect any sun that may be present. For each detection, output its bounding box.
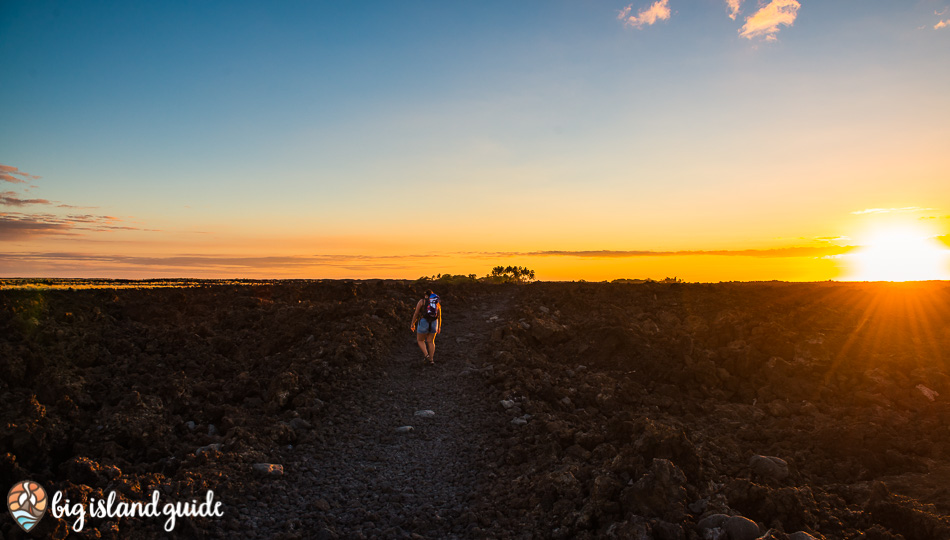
[846,226,950,281]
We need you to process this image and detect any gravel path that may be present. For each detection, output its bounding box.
[236,294,514,539]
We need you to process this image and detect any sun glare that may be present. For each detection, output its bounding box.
[847,227,950,281]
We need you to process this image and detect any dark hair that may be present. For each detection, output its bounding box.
[424,289,434,297]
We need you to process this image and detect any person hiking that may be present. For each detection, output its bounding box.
[410,290,442,364]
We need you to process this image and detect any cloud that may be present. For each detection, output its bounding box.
[0,245,861,277]
[0,164,131,239]
[0,164,41,184]
[0,212,157,240]
[726,0,742,20]
[0,252,429,273]
[462,245,857,259]
[936,19,950,30]
[851,207,933,215]
[0,217,76,239]
[619,0,671,29]
[0,191,52,207]
[739,0,800,41]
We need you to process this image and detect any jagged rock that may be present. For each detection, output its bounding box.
[287,418,312,430]
[196,443,222,456]
[696,514,760,540]
[591,475,622,504]
[620,458,688,521]
[749,455,790,481]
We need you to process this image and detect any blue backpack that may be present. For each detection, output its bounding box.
[425,294,440,319]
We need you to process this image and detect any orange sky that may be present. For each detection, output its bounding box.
[2,2,949,281]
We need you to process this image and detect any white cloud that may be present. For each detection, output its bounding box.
[726,0,742,21]
[619,0,671,29]
[936,19,950,30]
[851,207,934,215]
[739,0,800,41]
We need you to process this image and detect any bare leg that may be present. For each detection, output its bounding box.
[416,333,429,359]
[425,334,436,363]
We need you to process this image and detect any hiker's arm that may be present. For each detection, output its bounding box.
[409,300,422,330]
[437,306,442,334]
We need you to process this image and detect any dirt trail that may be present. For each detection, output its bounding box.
[236,293,514,539]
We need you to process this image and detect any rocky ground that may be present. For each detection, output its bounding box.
[2,280,949,539]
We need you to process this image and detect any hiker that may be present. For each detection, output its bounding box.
[410,290,441,364]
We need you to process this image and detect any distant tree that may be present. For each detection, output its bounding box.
[488,265,536,283]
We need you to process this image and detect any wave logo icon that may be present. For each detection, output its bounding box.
[7,481,48,532]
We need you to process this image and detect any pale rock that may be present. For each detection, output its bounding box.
[252,463,283,476]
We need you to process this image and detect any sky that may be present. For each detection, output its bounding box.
[1,0,949,281]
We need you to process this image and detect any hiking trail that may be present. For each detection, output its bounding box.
[236,292,517,539]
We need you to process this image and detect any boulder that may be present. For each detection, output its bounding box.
[749,455,790,481]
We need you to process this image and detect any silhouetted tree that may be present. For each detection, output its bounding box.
[489,265,536,283]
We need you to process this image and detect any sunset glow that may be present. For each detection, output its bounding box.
[845,227,950,282]
[1,2,948,282]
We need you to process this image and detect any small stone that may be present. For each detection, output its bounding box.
[185,421,196,431]
[414,410,436,418]
[196,443,222,456]
[917,384,939,401]
[749,455,790,481]
[500,400,516,409]
[395,426,414,433]
[288,418,312,430]
[560,397,572,407]
[252,463,283,476]
[511,417,527,426]
[208,424,218,436]
[688,498,708,514]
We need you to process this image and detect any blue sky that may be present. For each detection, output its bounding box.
[1,1,949,279]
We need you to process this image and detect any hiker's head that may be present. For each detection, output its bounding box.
[424,289,434,299]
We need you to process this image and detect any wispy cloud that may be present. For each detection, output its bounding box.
[0,212,157,240]
[0,191,52,207]
[0,164,41,184]
[461,246,856,259]
[0,164,139,240]
[739,0,800,41]
[726,0,742,20]
[0,252,429,274]
[618,0,671,29]
[936,19,950,30]
[0,245,860,277]
[851,206,933,215]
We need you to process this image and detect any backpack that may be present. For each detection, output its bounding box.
[425,294,440,319]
